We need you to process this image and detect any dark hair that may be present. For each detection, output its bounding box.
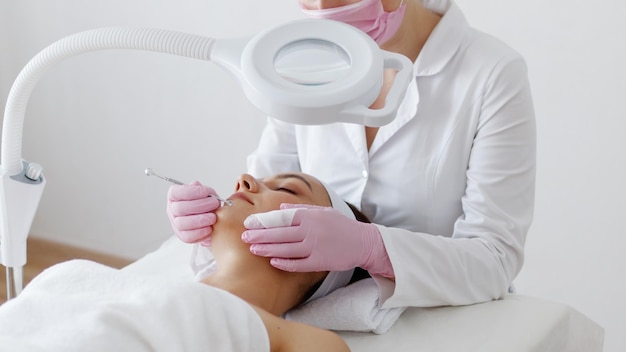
[346,202,371,223]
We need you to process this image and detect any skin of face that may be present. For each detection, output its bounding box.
[209,172,333,260]
[213,172,331,235]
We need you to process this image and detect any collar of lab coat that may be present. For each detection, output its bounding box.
[342,2,468,158]
[415,2,468,77]
[421,0,452,14]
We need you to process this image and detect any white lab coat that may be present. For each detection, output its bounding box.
[247,2,536,309]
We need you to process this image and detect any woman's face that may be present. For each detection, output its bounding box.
[213,172,331,231]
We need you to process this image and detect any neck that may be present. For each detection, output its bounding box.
[201,228,314,316]
[381,0,442,62]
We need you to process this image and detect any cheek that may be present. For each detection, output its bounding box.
[268,194,304,208]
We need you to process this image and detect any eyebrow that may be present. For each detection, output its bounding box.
[275,173,313,191]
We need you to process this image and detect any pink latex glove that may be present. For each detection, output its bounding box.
[242,204,394,277]
[167,181,222,246]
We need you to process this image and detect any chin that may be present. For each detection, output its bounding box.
[214,205,248,233]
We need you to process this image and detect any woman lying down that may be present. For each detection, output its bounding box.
[0,172,362,352]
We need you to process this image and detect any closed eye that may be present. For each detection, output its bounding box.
[276,187,296,195]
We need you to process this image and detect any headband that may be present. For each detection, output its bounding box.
[303,182,355,304]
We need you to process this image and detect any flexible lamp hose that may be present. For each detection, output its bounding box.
[2,27,216,175]
[1,27,216,299]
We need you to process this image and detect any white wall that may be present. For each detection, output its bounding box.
[0,0,302,257]
[1,1,625,351]
[454,1,626,352]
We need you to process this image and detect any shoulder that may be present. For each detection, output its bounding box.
[465,29,526,68]
[419,4,528,85]
[449,2,526,65]
[252,306,350,352]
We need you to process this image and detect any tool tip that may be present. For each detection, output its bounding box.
[144,168,153,176]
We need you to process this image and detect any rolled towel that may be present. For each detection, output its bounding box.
[285,278,406,334]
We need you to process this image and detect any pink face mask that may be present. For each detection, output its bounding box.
[300,0,406,45]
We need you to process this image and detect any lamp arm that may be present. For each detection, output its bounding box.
[2,26,216,175]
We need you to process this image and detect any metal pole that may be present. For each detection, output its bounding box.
[6,265,23,300]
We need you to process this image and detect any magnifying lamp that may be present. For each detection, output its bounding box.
[0,19,413,299]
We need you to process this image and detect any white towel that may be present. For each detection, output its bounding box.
[285,278,406,334]
[0,259,269,352]
[189,245,404,334]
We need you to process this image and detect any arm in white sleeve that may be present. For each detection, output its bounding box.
[377,55,536,308]
[247,117,301,178]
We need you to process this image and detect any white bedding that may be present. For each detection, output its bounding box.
[127,237,606,352]
[0,258,269,352]
[341,294,605,352]
[0,237,605,351]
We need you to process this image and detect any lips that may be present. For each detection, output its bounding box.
[228,192,253,204]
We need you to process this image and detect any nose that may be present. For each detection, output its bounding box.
[235,173,259,193]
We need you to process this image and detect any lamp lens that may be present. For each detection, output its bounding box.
[274,39,351,86]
